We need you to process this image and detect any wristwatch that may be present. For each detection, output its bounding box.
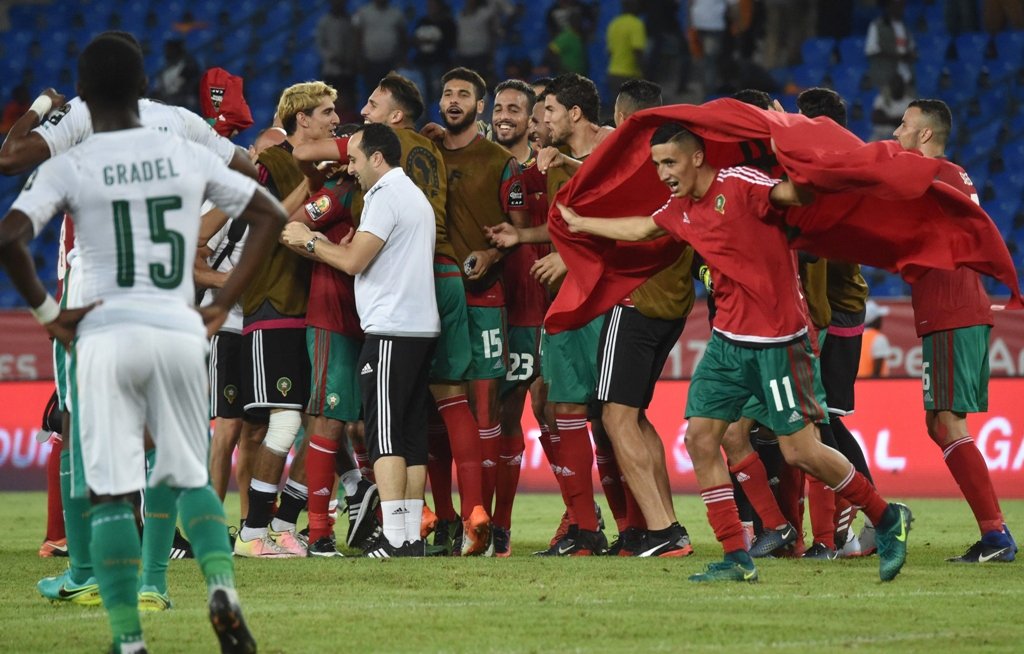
[305,237,318,254]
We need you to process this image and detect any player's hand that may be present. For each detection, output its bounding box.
[556,202,583,232]
[420,122,446,142]
[41,88,67,112]
[280,221,314,247]
[537,147,564,173]
[45,302,99,347]
[484,222,520,248]
[338,226,355,246]
[465,249,498,280]
[770,99,785,113]
[199,305,228,338]
[531,252,567,287]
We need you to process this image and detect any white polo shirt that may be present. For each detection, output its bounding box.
[355,167,440,337]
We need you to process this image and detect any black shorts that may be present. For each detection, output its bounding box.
[596,305,685,409]
[821,322,864,416]
[242,327,310,412]
[360,334,437,466]
[209,331,244,419]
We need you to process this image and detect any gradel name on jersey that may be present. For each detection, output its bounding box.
[103,158,181,186]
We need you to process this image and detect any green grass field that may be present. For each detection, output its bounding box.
[2,492,1022,653]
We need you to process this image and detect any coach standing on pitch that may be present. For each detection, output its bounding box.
[282,122,439,557]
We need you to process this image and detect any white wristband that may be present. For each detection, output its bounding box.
[30,294,60,325]
[29,95,53,119]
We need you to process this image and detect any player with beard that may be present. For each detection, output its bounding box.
[488,79,549,556]
[437,67,530,554]
[293,73,492,555]
[893,100,1016,563]
[487,73,611,555]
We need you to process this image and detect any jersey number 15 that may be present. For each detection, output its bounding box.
[112,196,185,289]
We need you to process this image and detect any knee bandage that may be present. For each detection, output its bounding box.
[264,410,302,455]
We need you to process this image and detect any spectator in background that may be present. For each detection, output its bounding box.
[151,38,201,111]
[0,84,30,136]
[316,0,358,105]
[689,0,729,97]
[944,0,979,34]
[546,0,597,42]
[870,73,912,141]
[606,1,647,97]
[414,0,457,108]
[641,0,691,93]
[762,0,800,68]
[858,300,891,378]
[354,0,407,98]
[865,0,916,90]
[455,0,500,88]
[983,0,1024,32]
[549,10,588,75]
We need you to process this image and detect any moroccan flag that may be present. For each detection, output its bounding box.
[545,98,1022,333]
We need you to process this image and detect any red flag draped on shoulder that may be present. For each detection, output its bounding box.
[544,98,1023,333]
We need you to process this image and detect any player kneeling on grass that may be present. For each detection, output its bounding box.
[555,122,912,583]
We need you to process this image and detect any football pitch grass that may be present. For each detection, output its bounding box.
[2,493,1022,653]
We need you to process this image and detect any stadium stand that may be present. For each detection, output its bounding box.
[0,0,1021,303]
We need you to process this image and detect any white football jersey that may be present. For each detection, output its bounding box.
[200,200,247,333]
[12,128,257,336]
[35,97,237,164]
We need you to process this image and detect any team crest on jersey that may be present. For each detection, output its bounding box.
[223,385,238,404]
[209,86,225,112]
[714,194,726,214]
[326,393,340,410]
[508,180,525,207]
[406,146,440,192]
[305,195,331,222]
[959,171,973,187]
[276,377,293,397]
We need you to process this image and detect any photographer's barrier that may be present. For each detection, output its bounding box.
[2,379,1021,497]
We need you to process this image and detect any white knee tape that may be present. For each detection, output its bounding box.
[265,410,301,455]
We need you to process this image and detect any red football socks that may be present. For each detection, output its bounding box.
[701,484,748,554]
[45,435,65,541]
[729,451,788,529]
[306,434,338,542]
[436,395,484,519]
[426,416,457,522]
[832,466,889,526]
[555,413,598,531]
[807,477,837,548]
[595,446,627,532]
[944,437,1004,534]
[493,433,525,530]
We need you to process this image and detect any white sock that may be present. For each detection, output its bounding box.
[405,499,424,543]
[270,517,295,532]
[240,525,267,541]
[381,500,407,547]
[340,469,362,497]
[328,499,339,523]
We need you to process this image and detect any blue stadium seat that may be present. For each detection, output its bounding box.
[800,38,835,66]
[829,63,866,100]
[987,171,1024,199]
[988,197,1020,235]
[953,32,990,66]
[791,64,827,89]
[922,2,947,34]
[994,30,1024,61]
[838,36,867,65]
[1001,141,1024,169]
[980,58,1018,86]
[916,33,952,62]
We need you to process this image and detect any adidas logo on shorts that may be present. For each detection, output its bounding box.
[787,410,803,424]
[361,363,373,375]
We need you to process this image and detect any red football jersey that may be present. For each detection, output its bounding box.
[909,159,993,337]
[505,154,551,327]
[652,167,807,343]
[303,181,362,339]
